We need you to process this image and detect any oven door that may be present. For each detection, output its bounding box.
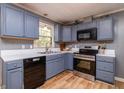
[73,58,96,76]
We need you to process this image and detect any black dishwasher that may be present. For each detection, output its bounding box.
[23,56,46,89]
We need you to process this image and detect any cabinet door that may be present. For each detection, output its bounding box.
[57,59,65,73]
[71,25,77,41]
[77,22,85,30]
[6,68,23,89]
[2,4,24,37]
[96,61,114,73]
[54,24,62,42]
[62,26,72,42]
[97,17,114,41]
[64,53,73,70]
[46,58,64,79]
[25,12,39,39]
[77,21,96,31]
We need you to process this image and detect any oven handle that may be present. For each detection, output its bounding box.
[74,56,95,61]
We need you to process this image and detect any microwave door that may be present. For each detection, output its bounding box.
[79,33,90,38]
[78,32,91,40]
[77,28,97,41]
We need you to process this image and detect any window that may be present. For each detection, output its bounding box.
[34,21,54,48]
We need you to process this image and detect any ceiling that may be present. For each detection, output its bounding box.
[21,3,124,23]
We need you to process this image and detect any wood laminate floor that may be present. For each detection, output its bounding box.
[39,70,124,89]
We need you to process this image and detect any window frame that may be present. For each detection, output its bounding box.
[34,20,54,48]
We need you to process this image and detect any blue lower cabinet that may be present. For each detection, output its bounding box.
[96,61,114,73]
[46,58,64,79]
[6,68,23,89]
[3,60,23,89]
[96,70,114,84]
[46,54,63,61]
[96,55,115,84]
[64,53,73,70]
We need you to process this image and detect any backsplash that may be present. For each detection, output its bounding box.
[58,41,115,50]
[0,38,33,50]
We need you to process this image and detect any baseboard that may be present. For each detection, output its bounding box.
[115,77,124,82]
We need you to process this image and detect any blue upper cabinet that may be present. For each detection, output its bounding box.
[24,11,39,39]
[97,17,114,41]
[62,26,72,42]
[1,4,24,37]
[77,21,97,31]
[54,24,62,42]
[77,22,85,30]
[0,4,39,39]
[71,25,77,42]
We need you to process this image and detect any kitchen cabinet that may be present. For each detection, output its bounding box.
[3,60,23,89]
[96,55,115,84]
[77,22,85,30]
[46,55,64,79]
[0,4,39,39]
[97,17,114,41]
[46,54,63,61]
[54,24,62,42]
[64,53,73,70]
[6,68,23,89]
[62,26,72,42]
[71,25,78,42]
[96,70,114,84]
[24,11,39,39]
[1,4,24,37]
[77,21,97,31]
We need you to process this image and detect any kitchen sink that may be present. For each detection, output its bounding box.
[37,51,61,54]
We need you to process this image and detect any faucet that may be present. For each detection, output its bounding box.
[45,42,49,53]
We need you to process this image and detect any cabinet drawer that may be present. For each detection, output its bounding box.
[96,61,114,72]
[96,56,115,63]
[46,54,63,61]
[96,70,114,83]
[46,57,63,63]
[6,60,23,70]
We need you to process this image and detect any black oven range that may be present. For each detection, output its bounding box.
[73,46,98,81]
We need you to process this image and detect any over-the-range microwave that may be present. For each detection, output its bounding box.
[77,28,97,41]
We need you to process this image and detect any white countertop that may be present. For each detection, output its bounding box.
[97,49,115,57]
[0,48,79,62]
[0,48,116,62]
